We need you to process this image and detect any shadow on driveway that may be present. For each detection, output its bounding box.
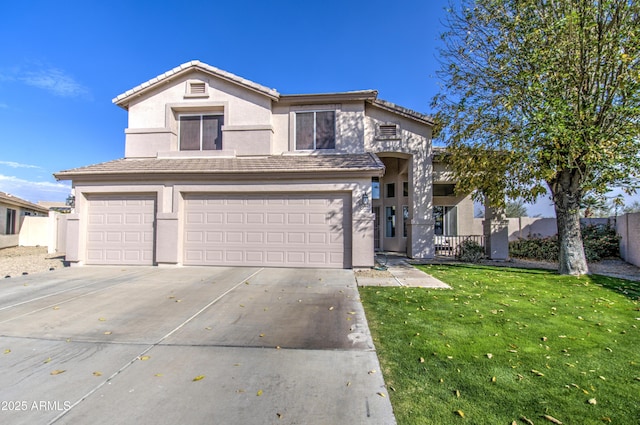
[0,267,395,425]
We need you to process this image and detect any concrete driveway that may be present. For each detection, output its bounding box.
[0,267,395,425]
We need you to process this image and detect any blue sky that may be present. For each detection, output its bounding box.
[0,0,635,216]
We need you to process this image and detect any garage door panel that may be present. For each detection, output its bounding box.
[86,195,155,265]
[184,193,349,268]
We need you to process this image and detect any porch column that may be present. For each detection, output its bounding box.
[407,150,435,259]
[483,205,509,260]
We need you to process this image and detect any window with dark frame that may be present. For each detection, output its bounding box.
[179,114,224,151]
[433,206,458,236]
[386,183,395,198]
[295,111,335,150]
[5,208,16,235]
[403,181,409,197]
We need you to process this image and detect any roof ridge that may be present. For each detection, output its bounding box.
[112,61,280,107]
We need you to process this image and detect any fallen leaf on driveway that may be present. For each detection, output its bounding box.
[139,355,150,361]
[98,318,107,322]
[192,375,205,382]
[256,389,263,396]
[3,349,10,354]
[50,369,66,375]
[93,371,102,376]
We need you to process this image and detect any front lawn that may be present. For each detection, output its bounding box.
[359,265,640,425]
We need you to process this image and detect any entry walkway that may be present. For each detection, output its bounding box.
[354,253,450,288]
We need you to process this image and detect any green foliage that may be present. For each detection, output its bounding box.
[360,265,640,425]
[432,0,640,274]
[433,0,640,203]
[455,239,485,263]
[505,199,528,217]
[510,223,620,262]
[509,236,559,262]
[581,223,621,261]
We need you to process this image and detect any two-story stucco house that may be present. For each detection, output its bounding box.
[55,60,486,269]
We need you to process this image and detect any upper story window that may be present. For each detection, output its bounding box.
[179,114,224,151]
[295,110,335,150]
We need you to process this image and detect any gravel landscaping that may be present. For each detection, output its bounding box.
[0,246,67,278]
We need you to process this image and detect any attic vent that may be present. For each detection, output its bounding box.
[379,124,398,137]
[190,82,206,94]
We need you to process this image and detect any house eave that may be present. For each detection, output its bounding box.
[279,90,379,105]
[368,98,434,126]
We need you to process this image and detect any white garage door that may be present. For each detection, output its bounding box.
[86,195,155,265]
[184,193,350,268]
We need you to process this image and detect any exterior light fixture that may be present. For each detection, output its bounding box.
[360,193,370,208]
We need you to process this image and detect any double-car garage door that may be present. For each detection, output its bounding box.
[86,193,350,268]
[184,193,349,268]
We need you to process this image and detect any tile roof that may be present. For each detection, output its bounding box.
[0,191,50,214]
[55,153,385,180]
[111,60,434,125]
[112,60,281,108]
[370,98,434,126]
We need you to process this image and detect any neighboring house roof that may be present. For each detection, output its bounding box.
[113,60,281,109]
[38,201,71,211]
[112,60,434,126]
[54,153,385,180]
[0,191,49,214]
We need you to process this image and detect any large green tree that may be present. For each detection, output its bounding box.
[432,0,640,275]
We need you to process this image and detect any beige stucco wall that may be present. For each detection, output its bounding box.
[18,216,49,247]
[69,176,375,268]
[363,104,435,259]
[1,204,48,249]
[270,101,366,154]
[617,213,640,267]
[124,71,274,158]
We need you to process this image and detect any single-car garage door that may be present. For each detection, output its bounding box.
[86,195,156,265]
[183,193,350,268]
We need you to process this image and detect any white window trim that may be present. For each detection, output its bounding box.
[294,109,337,151]
[178,113,224,151]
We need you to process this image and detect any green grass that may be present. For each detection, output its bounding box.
[359,265,640,425]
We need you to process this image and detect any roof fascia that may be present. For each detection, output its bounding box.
[55,168,384,182]
[278,90,378,105]
[368,98,434,126]
[0,195,49,214]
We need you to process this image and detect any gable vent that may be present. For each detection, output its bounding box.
[190,82,206,94]
[379,124,398,137]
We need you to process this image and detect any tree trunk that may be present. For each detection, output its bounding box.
[549,171,588,276]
